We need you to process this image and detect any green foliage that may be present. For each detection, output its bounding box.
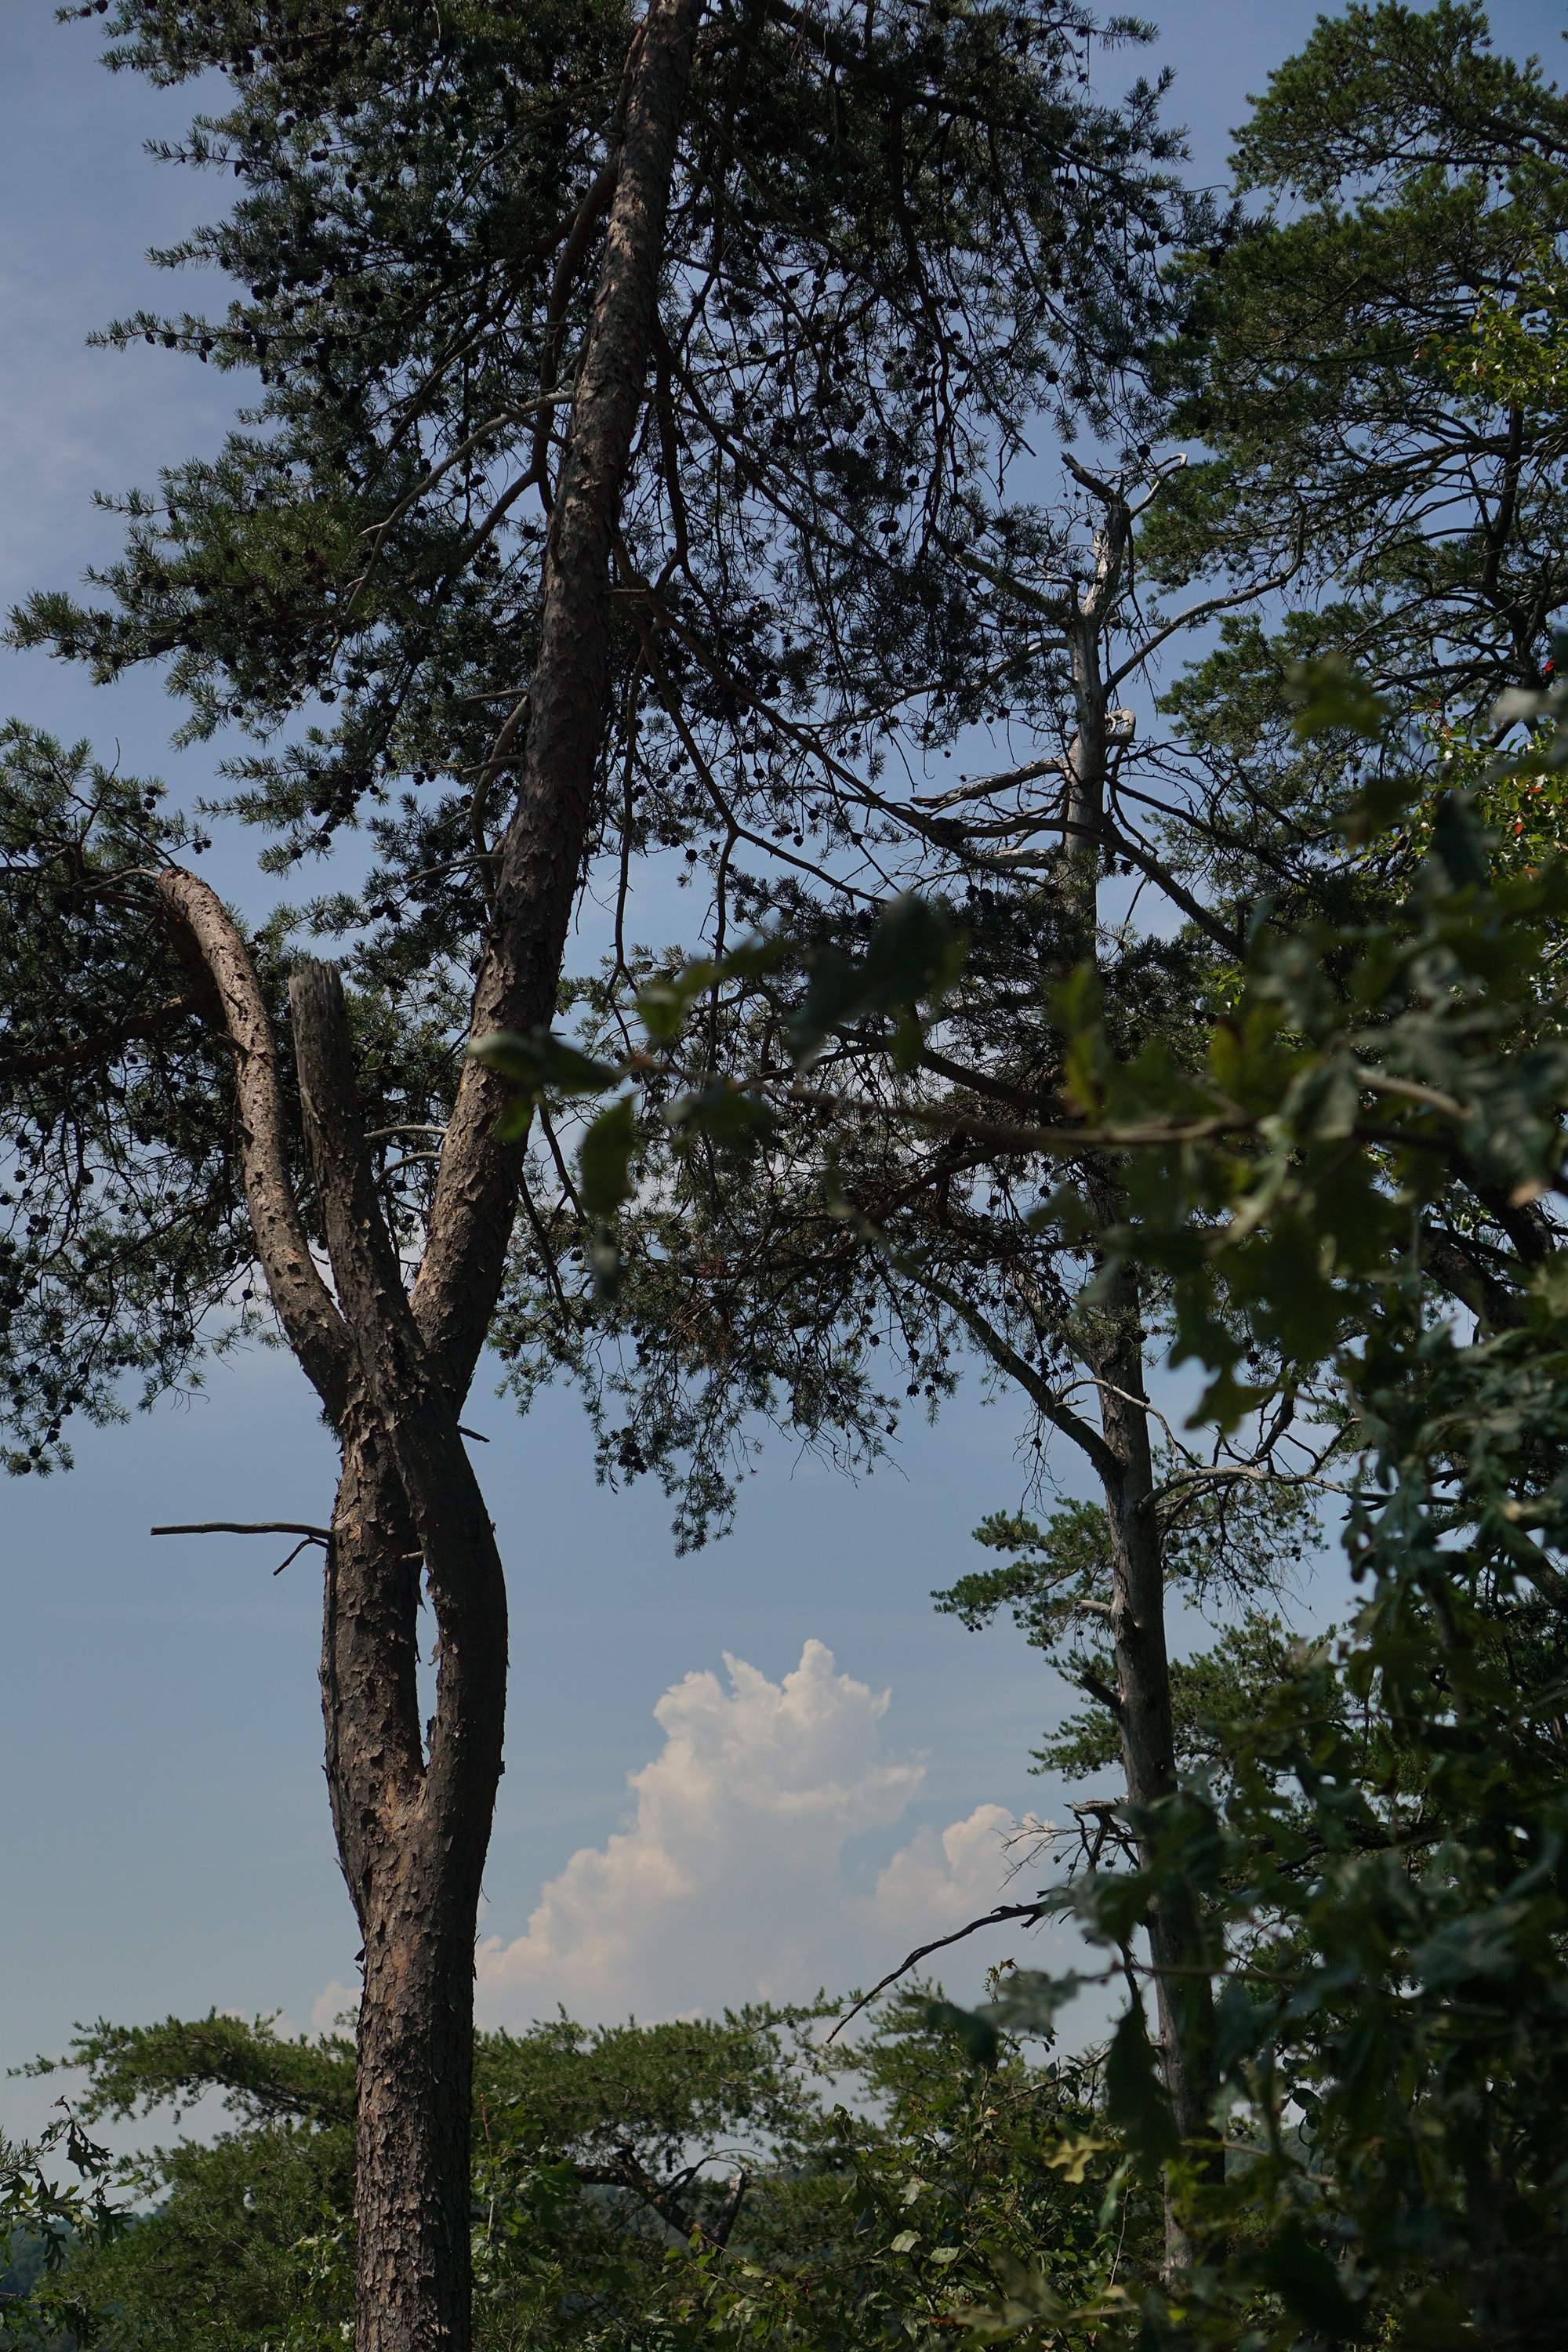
[470,892,963,1310]
[1098,1374,1568,2346]
[933,673,1568,2342]
[1435,232,1568,414]
[2,0,1199,1504]
[11,5,1568,2348]
[1283,655,1390,746]
[787,894,965,1074]
[471,895,963,1123]
[679,613,1568,2351]
[1033,1613,1303,1787]
[0,724,230,1473]
[1,2107,125,2347]
[0,720,457,1472]
[936,1473,1318,1783]
[1098,801,1568,1424]
[1139,0,1568,960]
[8,1994,1149,2352]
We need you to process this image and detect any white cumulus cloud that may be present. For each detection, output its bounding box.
[472,1640,1029,2026]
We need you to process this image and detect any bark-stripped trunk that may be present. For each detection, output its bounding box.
[1059,487,1217,2255]
[154,5,705,2343]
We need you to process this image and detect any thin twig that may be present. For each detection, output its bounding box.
[825,1900,1051,2044]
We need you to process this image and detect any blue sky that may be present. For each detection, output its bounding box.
[2,0,1563,2135]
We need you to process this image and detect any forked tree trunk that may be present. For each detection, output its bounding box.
[154,4,705,2343]
[292,977,511,2352]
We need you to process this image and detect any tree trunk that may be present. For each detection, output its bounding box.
[409,0,708,1389]
[353,1936,481,2352]
[321,6,704,2338]
[156,5,706,2343]
[1059,495,1218,2256]
[292,961,513,2352]
[324,1409,499,2352]
[1090,1261,1218,2249]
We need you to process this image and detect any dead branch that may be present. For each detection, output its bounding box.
[825,1899,1051,2045]
[151,1521,331,1539]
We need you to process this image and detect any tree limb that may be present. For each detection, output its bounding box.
[409,0,706,1403]
[151,1520,330,1539]
[288,965,507,1737]
[906,1268,1120,1484]
[0,992,207,1081]
[154,869,351,1425]
[575,2147,747,2253]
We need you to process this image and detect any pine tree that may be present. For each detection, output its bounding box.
[1,2,1189,2339]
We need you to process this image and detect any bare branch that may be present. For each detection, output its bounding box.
[151,1520,331,1539]
[1105,552,1305,692]
[825,1899,1053,2045]
[906,1269,1120,1485]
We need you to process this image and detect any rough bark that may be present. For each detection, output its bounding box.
[1420,1230,1529,1332]
[149,6,707,2343]
[326,1409,470,2346]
